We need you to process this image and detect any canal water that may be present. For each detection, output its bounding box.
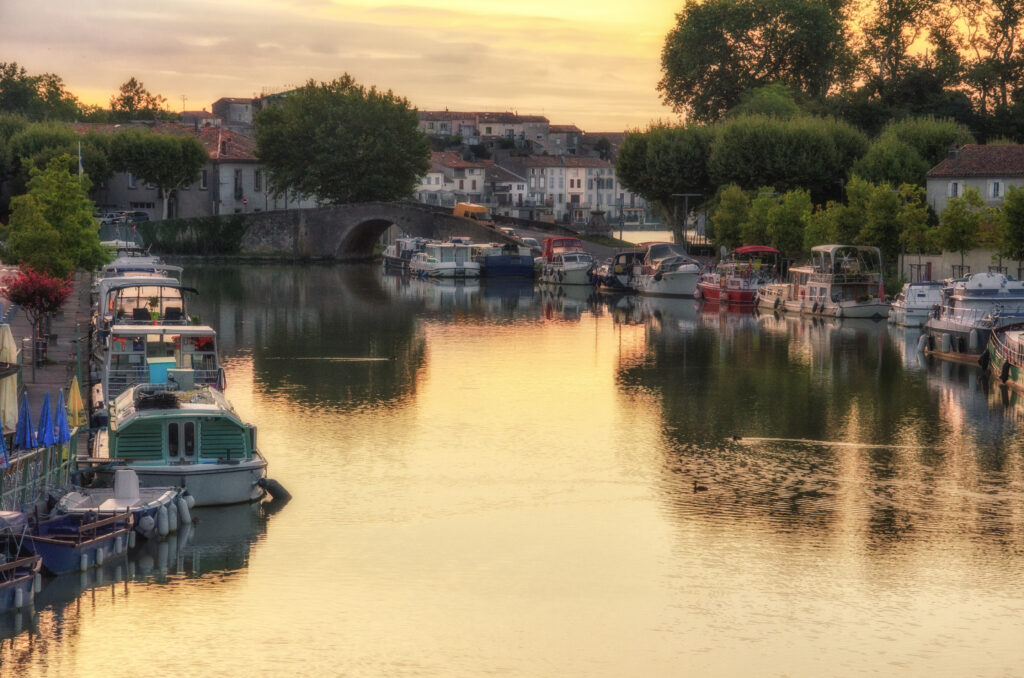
[5,264,1024,676]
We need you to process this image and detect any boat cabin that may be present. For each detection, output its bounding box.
[641,242,697,273]
[540,237,585,262]
[100,385,257,466]
[97,278,197,329]
[101,325,222,405]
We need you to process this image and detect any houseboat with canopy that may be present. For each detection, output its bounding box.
[756,245,889,318]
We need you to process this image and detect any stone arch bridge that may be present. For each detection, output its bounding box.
[236,201,578,260]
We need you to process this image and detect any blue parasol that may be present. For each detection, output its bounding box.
[37,392,55,448]
[14,392,34,450]
[56,389,70,444]
[0,415,7,467]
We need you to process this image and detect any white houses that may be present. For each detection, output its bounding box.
[926,144,1024,214]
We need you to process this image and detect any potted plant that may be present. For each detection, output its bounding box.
[148,296,160,321]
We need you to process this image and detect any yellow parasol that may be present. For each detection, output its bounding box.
[67,375,86,428]
[0,324,18,432]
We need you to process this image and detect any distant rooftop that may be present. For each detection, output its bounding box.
[927,144,1024,178]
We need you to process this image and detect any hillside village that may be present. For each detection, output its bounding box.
[76,94,655,229]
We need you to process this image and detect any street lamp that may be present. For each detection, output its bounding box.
[672,193,701,252]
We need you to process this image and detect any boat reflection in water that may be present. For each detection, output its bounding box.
[888,323,926,372]
[0,499,282,646]
[538,284,600,321]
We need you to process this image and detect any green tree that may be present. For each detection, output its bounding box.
[938,186,985,267]
[110,130,208,219]
[728,84,804,119]
[711,184,750,249]
[742,189,776,245]
[0,62,82,121]
[658,0,851,121]
[877,116,975,167]
[707,115,868,202]
[858,184,903,265]
[5,122,114,198]
[109,77,173,121]
[1000,185,1024,272]
[859,0,935,102]
[805,202,840,249]
[4,155,108,277]
[767,189,813,256]
[851,138,930,186]
[896,183,935,268]
[594,136,612,160]
[254,75,430,204]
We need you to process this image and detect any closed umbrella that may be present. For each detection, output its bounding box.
[67,376,86,428]
[37,392,55,447]
[0,325,18,433]
[0,415,7,468]
[56,390,70,444]
[14,392,34,450]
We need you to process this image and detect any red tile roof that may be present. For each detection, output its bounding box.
[927,144,1024,178]
[430,151,492,169]
[520,156,613,169]
[70,122,256,162]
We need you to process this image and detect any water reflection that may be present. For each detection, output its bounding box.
[1,501,277,658]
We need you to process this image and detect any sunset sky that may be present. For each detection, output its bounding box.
[2,0,684,131]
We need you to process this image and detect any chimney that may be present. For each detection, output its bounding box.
[949,146,960,160]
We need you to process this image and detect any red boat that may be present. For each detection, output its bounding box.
[696,245,780,304]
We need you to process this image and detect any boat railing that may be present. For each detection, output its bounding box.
[992,329,1024,367]
[107,367,221,400]
[808,272,880,285]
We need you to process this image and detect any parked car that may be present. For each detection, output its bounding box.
[125,211,150,222]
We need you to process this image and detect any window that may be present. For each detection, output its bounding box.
[184,422,195,457]
[168,423,179,457]
[459,179,464,190]
[949,181,959,197]
[485,126,492,134]
[991,180,1002,198]
[127,173,136,189]
[254,169,262,193]
[428,122,435,130]
[234,169,243,200]
[200,169,208,190]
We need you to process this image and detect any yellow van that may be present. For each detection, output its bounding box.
[453,202,494,227]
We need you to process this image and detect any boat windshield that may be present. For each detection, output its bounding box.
[646,243,691,262]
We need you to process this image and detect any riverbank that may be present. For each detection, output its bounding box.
[1,267,91,455]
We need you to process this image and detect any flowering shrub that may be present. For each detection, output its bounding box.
[4,269,73,316]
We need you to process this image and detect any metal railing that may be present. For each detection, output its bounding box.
[0,432,79,512]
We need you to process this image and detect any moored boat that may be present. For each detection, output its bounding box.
[471,243,535,278]
[85,383,268,507]
[382,236,428,270]
[595,250,644,293]
[0,512,42,611]
[25,511,133,575]
[410,242,481,278]
[923,272,1024,361]
[888,280,945,327]
[987,323,1024,390]
[698,245,780,304]
[632,242,700,297]
[57,470,189,540]
[755,245,889,318]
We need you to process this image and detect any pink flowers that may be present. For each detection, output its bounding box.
[3,268,72,315]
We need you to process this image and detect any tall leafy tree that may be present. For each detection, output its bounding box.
[710,184,750,250]
[0,62,82,121]
[658,0,852,121]
[999,185,1024,271]
[767,189,813,256]
[110,130,208,219]
[859,0,935,101]
[254,75,429,204]
[4,155,108,277]
[938,186,986,267]
[896,183,935,268]
[109,77,173,121]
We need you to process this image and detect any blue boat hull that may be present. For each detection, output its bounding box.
[27,514,132,575]
[481,255,535,278]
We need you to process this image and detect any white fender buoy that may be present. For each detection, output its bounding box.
[128,529,137,549]
[940,333,952,353]
[114,536,122,554]
[138,515,155,538]
[157,506,169,537]
[184,493,196,509]
[176,496,192,526]
[917,334,928,353]
[80,553,89,572]
[969,329,979,352]
[168,501,179,533]
[33,573,41,593]
[96,547,105,566]
[14,586,23,608]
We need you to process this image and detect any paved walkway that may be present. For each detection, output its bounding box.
[1,267,92,453]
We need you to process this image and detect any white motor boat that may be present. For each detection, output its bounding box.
[58,469,188,540]
[537,251,596,285]
[888,281,946,326]
[409,242,481,278]
[632,242,700,297]
[923,271,1024,359]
